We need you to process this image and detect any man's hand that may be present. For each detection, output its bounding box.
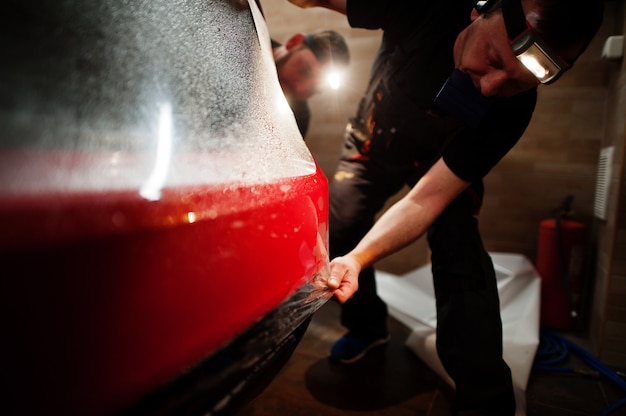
[327,254,361,303]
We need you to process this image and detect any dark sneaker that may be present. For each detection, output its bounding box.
[329,332,390,364]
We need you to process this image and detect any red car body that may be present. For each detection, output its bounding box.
[0,1,331,415]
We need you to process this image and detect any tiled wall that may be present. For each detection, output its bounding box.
[590,0,626,369]
[260,0,625,367]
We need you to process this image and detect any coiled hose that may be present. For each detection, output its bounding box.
[533,328,626,416]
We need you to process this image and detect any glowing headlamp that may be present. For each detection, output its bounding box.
[509,22,570,84]
[477,0,571,84]
[322,66,343,90]
[326,71,341,90]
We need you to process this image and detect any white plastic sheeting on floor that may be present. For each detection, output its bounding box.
[376,252,540,416]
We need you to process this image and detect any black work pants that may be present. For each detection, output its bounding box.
[328,156,515,415]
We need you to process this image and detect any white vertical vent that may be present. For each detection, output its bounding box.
[594,146,614,220]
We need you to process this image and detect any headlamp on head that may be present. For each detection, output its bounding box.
[327,73,341,90]
[476,0,571,84]
[510,22,570,84]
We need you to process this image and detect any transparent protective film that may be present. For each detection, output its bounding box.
[0,0,313,198]
[0,2,331,414]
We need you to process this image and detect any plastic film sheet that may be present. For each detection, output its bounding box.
[0,0,313,197]
[376,252,540,416]
[0,1,330,414]
[124,251,334,416]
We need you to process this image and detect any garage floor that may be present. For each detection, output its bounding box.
[240,301,625,416]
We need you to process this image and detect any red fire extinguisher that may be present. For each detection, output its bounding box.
[536,196,586,330]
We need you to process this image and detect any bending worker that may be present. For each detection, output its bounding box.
[288,0,603,415]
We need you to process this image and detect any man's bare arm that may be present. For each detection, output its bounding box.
[328,157,471,302]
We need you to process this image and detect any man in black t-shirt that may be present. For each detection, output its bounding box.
[287,0,603,415]
[272,30,349,137]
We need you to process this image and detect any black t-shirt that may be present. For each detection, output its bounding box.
[271,39,311,138]
[346,0,537,183]
[287,99,310,137]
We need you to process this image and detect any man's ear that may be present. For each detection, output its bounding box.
[470,8,481,21]
[285,33,306,51]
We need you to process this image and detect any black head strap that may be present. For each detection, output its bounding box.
[501,0,529,41]
[475,0,528,42]
[302,34,326,63]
